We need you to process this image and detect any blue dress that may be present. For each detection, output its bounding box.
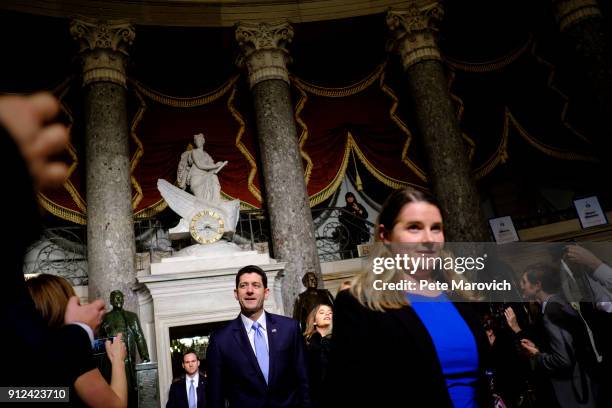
[408,292,479,408]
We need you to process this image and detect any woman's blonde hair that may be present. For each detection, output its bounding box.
[303,304,333,341]
[350,188,476,312]
[26,274,76,328]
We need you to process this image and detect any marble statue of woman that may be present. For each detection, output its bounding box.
[178,133,227,203]
[160,132,239,246]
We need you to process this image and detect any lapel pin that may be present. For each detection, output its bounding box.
[271,328,277,333]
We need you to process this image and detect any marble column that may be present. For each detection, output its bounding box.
[550,0,612,162]
[70,19,139,314]
[387,4,489,242]
[235,21,322,314]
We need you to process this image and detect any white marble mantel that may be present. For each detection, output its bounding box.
[137,261,286,407]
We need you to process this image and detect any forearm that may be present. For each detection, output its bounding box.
[535,351,573,375]
[513,329,529,341]
[74,369,126,408]
[593,263,612,289]
[192,152,219,170]
[110,360,128,407]
[195,163,219,170]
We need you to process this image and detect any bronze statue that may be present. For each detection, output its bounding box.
[293,272,334,331]
[99,290,150,406]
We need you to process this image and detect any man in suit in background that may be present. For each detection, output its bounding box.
[167,349,206,408]
[206,265,310,408]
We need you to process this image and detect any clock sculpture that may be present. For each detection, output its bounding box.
[190,209,224,244]
[157,134,240,246]
[157,179,239,245]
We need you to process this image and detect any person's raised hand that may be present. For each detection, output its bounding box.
[520,338,540,357]
[64,296,106,333]
[504,307,521,334]
[564,245,603,271]
[0,93,69,188]
[106,333,127,364]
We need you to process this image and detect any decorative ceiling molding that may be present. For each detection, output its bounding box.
[0,0,435,27]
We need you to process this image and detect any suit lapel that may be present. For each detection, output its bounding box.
[179,378,189,407]
[231,315,267,385]
[266,312,277,386]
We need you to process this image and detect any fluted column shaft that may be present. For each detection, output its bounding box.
[236,21,321,314]
[387,4,489,241]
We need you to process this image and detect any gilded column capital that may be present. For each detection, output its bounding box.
[70,18,135,87]
[386,3,444,70]
[235,21,293,88]
[551,0,601,32]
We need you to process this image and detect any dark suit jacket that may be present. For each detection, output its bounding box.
[206,312,311,408]
[0,129,93,388]
[166,373,206,408]
[325,290,490,408]
[534,295,598,408]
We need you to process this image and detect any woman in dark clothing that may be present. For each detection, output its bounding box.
[304,304,333,408]
[26,274,128,408]
[325,188,491,408]
[339,192,369,258]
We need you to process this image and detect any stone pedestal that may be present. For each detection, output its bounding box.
[137,362,160,408]
[236,21,322,313]
[70,19,140,311]
[386,5,489,241]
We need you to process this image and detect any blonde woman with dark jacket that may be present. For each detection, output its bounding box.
[325,188,490,408]
[304,304,333,408]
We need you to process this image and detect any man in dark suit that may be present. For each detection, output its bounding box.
[519,263,599,408]
[206,265,311,408]
[0,93,106,388]
[167,349,206,408]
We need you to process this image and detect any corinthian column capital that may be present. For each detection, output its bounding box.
[551,0,601,32]
[235,21,294,88]
[70,18,135,87]
[386,3,444,70]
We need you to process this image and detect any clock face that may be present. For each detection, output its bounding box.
[190,210,224,244]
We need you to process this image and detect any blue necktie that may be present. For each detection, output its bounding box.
[252,321,269,383]
[188,379,196,408]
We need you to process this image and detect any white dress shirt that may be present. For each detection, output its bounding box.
[240,312,269,355]
[185,372,199,405]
